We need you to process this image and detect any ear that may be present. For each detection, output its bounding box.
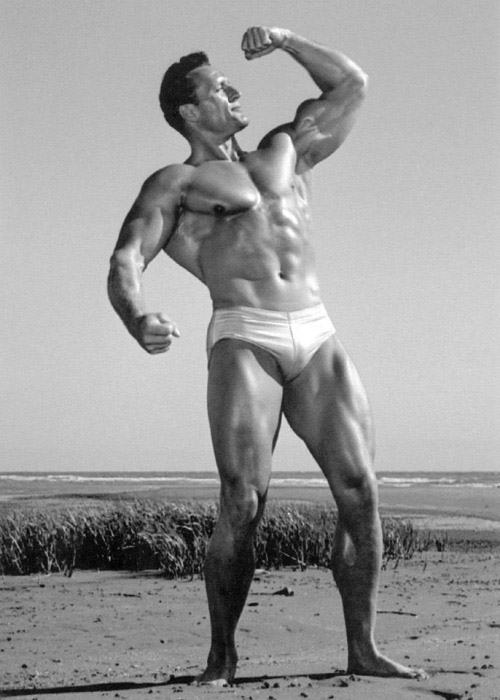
[178,103,199,125]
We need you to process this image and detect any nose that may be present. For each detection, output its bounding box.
[226,84,241,102]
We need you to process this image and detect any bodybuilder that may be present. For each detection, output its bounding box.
[108,26,425,685]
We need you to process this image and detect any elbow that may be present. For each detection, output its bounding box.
[107,251,122,299]
[108,248,124,274]
[108,250,123,287]
[109,248,145,275]
[107,248,144,293]
[360,70,369,92]
[353,69,369,97]
[344,71,368,108]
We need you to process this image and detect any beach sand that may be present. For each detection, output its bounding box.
[1,485,499,699]
[1,551,499,699]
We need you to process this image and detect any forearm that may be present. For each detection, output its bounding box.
[107,250,146,338]
[280,31,367,93]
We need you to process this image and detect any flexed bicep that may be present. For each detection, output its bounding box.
[292,76,367,172]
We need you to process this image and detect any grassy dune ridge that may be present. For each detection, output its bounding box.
[0,499,447,577]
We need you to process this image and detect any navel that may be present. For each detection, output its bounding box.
[213,204,226,216]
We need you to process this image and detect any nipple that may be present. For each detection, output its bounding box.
[213,204,226,217]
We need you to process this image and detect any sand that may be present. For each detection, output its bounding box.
[1,548,499,700]
[1,481,499,699]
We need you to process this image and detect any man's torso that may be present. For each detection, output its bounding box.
[164,133,322,311]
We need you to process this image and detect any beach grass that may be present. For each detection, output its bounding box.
[0,499,450,577]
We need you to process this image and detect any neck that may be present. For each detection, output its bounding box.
[186,134,243,165]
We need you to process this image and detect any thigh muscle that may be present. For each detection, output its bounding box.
[283,335,375,497]
[207,339,283,499]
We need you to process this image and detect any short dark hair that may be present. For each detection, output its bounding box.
[159,52,210,135]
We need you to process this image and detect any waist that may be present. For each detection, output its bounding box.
[209,273,322,312]
[210,303,329,324]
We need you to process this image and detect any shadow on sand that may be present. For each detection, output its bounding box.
[0,671,351,697]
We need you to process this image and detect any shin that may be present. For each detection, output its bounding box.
[202,486,264,682]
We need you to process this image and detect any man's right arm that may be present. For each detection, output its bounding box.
[243,27,368,172]
[107,166,187,354]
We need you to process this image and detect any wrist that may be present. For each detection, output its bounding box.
[278,30,306,57]
[128,313,144,338]
[277,28,292,50]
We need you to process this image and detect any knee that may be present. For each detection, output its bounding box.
[336,468,378,517]
[220,482,264,533]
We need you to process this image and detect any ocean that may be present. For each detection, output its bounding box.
[0,469,498,499]
[1,470,499,532]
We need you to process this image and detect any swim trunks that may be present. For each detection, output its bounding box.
[206,304,335,381]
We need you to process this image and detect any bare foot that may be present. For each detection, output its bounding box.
[194,652,237,687]
[348,652,428,679]
[193,676,230,687]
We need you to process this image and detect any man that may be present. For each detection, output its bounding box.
[108,26,425,685]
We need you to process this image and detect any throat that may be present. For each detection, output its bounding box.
[187,136,243,166]
[231,136,244,162]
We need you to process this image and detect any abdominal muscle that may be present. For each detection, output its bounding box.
[201,200,322,311]
[206,250,322,311]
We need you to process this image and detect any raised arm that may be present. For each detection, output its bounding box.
[242,27,368,172]
[107,166,187,354]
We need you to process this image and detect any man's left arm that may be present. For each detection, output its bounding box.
[242,27,368,172]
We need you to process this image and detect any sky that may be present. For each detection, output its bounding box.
[1,0,499,474]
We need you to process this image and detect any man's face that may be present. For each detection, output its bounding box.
[188,65,249,138]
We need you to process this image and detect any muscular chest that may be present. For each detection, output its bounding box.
[165,137,310,279]
[183,135,299,217]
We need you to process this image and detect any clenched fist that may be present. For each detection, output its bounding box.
[133,312,180,354]
[241,26,289,60]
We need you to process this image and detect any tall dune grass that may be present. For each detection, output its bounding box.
[0,500,446,577]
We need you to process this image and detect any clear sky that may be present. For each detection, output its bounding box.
[1,0,499,474]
